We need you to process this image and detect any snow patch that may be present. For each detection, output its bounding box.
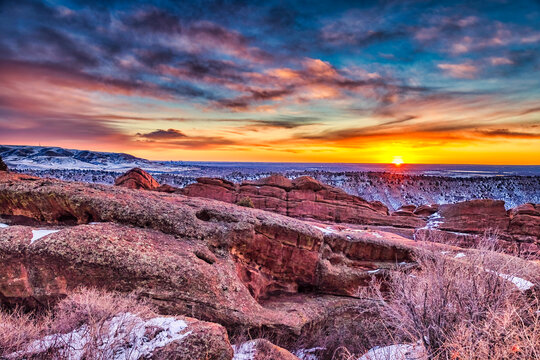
[424,213,443,229]
[368,269,382,274]
[31,229,60,244]
[454,252,466,258]
[313,225,336,235]
[233,340,257,360]
[0,223,8,228]
[295,346,326,360]
[496,273,534,292]
[358,343,426,360]
[10,313,191,360]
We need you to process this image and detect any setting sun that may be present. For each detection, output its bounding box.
[392,156,404,166]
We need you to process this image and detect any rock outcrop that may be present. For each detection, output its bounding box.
[180,174,426,229]
[1,170,538,359]
[0,171,416,338]
[114,167,159,190]
[175,174,539,256]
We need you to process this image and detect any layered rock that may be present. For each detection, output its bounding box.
[177,174,539,255]
[112,169,539,257]
[114,167,159,190]
[414,199,540,257]
[181,174,426,229]
[0,171,416,337]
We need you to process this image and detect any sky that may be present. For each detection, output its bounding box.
[0,0,539,164]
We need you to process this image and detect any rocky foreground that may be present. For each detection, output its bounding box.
[1,168,539,359]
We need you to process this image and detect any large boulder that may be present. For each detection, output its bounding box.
[115,168,159,190]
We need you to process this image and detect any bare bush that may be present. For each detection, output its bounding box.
[0,307,47,356]
[368,237,540,360]
[236,196,254,208]
[0,288,157,359]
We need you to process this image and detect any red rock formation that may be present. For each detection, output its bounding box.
[181,174,426,229]
[414,199,540,257]
[114,167,159,190]
[0,171,416,337]
[437,199,510,233]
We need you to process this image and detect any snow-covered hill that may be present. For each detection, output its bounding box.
[0,145,151,171]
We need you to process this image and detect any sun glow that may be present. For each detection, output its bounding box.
[392,156,404,166]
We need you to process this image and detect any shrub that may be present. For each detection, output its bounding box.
[367,238,540,360]
[236,196,254,208]
[0,307,46,356]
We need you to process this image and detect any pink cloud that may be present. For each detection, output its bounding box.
[437,63,478,79]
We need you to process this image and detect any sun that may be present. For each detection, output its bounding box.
[392,156,404,166]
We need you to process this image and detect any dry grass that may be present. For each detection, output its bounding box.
[0,307,47,356]
[0,288,155,359]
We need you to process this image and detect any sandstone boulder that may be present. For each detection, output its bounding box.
[115,168,159,190]
[413,204,439,217]
[10,312,233,360]
[437,199,510,233]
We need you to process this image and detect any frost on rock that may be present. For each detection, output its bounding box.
[232,340,257,360]
[313,225,336,235]
[9,312,191,360]
[295,346,326,360]
[358,343,427,360]
[30,229,60,244]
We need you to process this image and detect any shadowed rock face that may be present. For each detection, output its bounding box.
[115,167,159,190]
[0,156,7,171]
[0,171,416,337]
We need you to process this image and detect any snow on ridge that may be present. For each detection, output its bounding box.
[30,229,60,244]
[295,346,326,360]
[313,225,336,235]
[496,272,534,292]
[425,213,442,229]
